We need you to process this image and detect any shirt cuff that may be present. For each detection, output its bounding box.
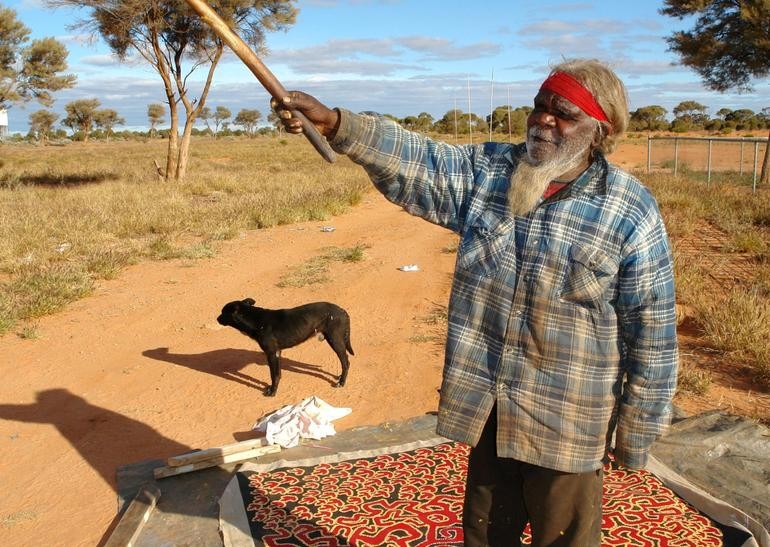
[613,444,649,470]
[329,108,363,153]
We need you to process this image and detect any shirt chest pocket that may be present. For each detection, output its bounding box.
[457,210,514,277]
[560,244,619,311]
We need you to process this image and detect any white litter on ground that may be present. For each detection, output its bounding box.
[252,396,352,448]
[398,264,420,272]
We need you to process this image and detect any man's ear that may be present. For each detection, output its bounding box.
[592,122,607,148]
[242,298,256,306]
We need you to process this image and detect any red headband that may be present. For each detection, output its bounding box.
[540,71,611,128]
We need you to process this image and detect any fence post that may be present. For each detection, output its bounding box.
[674,138,679,177]
[707,139,712,185]
[753,141,759,193]
[740,140,744,176]
[647,136,652,174]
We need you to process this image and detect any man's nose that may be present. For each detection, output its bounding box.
[530,110,556,127]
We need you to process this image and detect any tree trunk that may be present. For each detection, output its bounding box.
[166,103,179,182]
[176,116,195,181]
[760,129,769,185]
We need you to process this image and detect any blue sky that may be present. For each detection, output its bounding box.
[5,0,770,133]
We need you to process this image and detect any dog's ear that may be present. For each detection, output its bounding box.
[242,298,256,306]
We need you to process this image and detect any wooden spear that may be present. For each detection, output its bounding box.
[184,0,336,163]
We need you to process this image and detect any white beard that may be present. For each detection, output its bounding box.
[507,127,594,216]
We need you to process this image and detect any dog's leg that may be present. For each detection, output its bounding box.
[324,336,350,387]
[264,350,281,396]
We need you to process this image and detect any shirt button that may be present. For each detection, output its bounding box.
[514,309,523,316]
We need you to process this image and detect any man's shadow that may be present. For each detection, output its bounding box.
[0,388,191,492]
[0,389,236,544]
[142,347,339,390]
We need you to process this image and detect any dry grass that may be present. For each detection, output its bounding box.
[676,362,712,396]
[276,244,369,288]
[0,136,369,333]
[2,138,769,390]
[643,172,770,389]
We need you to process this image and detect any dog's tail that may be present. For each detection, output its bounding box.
[345,332,354,356]
[345,312,355,355]
[341,309,354,355]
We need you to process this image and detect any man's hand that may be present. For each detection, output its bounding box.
[270,91,340,139]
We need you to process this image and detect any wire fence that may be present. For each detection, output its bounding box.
[646,136,769,192]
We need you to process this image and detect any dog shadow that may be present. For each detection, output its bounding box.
[142,347,339,390]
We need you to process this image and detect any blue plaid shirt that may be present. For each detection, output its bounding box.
[331,109,678,473]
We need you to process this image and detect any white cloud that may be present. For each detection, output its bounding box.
[79,54,122,67]
[261,35,502,78]
[56,34,93,46]
[397,36,500,61]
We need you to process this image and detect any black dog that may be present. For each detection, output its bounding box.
[217,298,354,396]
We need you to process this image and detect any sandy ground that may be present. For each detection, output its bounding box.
[0,140,765,546]
[0,190,460,546]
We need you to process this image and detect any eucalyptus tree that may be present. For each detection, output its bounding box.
[47,0,297,180]
[0,6,75,111]
[29,109,59,144]
[672,101,709,130]
[147,102,165,137]
[234,108,261,137]
[94,108,125,138]
[212,105,231,137]
[629,105,668,132]
[62,98,100,142]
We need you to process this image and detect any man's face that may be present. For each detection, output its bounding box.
[525,90,598,165]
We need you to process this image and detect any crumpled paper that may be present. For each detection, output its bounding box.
[252,396,352,448]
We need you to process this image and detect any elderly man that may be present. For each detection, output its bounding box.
[273,58,678,547]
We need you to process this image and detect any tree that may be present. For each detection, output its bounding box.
[672,100,709,131]
[661,0,770,182]
[28,109,58,144]
[147,103,165,137]
[198,106,213,136]
[401,115,418,130]
[48,1,298,181]
[213,105,231,137]
[629,105,669,132]
[414,112,434,132]
[94,108,125,138]
[267,110,283,134]
[433,109,488,138]
[725,109,757,131]
[62,98,100,142]
[716,108,732,121]
[759,107,770,129]
[234,108,261,137]
[433,109,464,136]
[0,7,76,111]
[487,106,512,134]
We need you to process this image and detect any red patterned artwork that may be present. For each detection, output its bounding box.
[239,442,728,546]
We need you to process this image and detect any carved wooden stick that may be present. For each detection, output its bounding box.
[184,0,336,163]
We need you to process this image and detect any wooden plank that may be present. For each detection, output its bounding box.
[154,444,281,480]
[104,482,161,547]
[167,437,270,467]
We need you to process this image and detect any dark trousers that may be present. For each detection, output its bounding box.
[462,410,603,547]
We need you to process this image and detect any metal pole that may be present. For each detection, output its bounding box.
[674,138,679,177]
[707,139,712,185]
[647,136,651,174]
[753,141,759,193]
